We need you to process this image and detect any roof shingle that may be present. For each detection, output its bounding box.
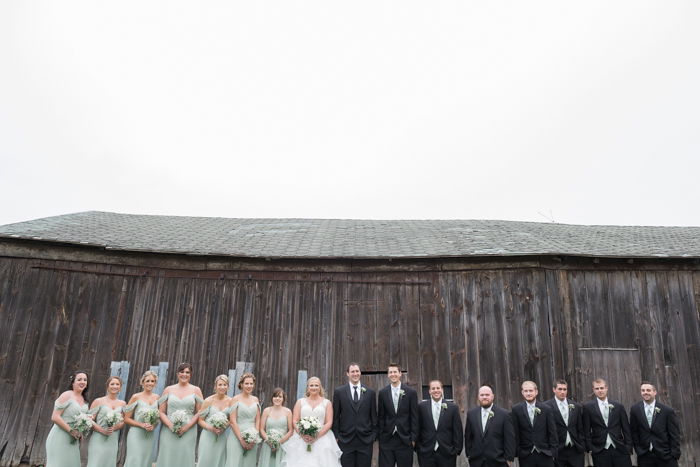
[0,211,699,259]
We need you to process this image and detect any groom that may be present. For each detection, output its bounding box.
[333,362,378,467]
[377,363,419,467]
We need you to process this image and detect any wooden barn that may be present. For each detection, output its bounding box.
[0,211,699,466]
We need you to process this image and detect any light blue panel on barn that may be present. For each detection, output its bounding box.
[296,370,308,403]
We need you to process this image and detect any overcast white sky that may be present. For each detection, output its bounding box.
[1,1,698,227]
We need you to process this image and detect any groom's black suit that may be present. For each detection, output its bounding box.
[377,383,419,467]
[333,383,378,467]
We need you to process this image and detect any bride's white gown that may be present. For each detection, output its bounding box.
[281,398,342,467]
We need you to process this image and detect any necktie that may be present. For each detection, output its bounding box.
[392,389,399,412]
[528,404,534,424]
[560,402,572,446]
[602,403,609,425]
[646,405,653,426]
[481,409,489,431]
[353,386,359,402]
[433,403,440,450]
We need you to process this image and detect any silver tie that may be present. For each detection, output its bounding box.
[646,406,653,426]
[393,389,399,412]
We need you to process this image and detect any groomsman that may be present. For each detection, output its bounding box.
[629,382,681,467]
[464,384,515,467]
[333,362,378,467]
[582,378,632,467]
[511,381,558,467]
[416,380,463,467]
[545,379,585,467]
[377,363,419,467]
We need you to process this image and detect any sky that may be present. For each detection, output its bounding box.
[1,1,699,227]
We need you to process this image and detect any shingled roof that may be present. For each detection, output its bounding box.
[0,211,699,259]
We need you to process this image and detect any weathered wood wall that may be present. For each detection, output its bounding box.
[0,247,698,466]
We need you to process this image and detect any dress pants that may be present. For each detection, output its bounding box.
[339,441,373,467]
[591,448,632,467]
[378,434,414,467]
[417,450,456,467]
[637,451,679,467]
[520,451,555,467]
[554,446,584,467]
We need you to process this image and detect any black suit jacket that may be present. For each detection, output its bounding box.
[545,398,585,454]
[511,401,558,459]
[332,383,378,447]
[416,399,464,458]
[464,405,515,465]
[629,401,681,460]
[377,383,419,446]
[583,399,632,455]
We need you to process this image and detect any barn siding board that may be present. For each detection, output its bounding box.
[1,255,700,466]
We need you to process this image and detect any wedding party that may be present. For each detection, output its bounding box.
[46,362,681,467]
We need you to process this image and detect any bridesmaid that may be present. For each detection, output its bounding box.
[258,388,293,467]
[197,374,233,467]
[156,362,204,467]
[87,376,127,467]
[226,372,261,467]
[123,370,160,467]
[45,370,90,467]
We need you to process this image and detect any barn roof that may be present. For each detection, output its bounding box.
[0,211,699,260]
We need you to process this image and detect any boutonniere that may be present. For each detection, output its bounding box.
[361,387,366,394]
[534,407,541,415]
[441,403,447,410]
[488,411,494,419]
[568,404,575,411]
[654,407,661,414]
[399,389,405,397]
[608,404,615,410]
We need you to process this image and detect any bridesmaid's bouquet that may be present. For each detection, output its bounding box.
[170,410,190,434]
[104,411,123,428]
[297,416,322,451]
[70,412,93,444]
[266,428,284,453]
[241,428,262,456]
[208,412,229,442]
[141,408,160,437]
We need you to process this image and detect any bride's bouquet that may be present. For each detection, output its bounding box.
[297,416,322,451]
[169,410,190,434]
[208,412,229,442]
[241,427,262,456]
[104,411,123,429]
[70,412,93,444]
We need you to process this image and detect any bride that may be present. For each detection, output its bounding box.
[281,377,342,467]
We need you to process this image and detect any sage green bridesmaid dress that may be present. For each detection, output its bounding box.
[196,405,231,467]
[123,400,159,467]
[45,398,88,467]
[155,393,202,467]
[257,414,289,467]
[225,402,260,467]
[87,405,122,467]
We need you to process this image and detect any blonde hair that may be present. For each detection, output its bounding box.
[140,370,158,386]
[238,372,256,390]
[214,374,230,392]
[305,377,325,398]
[105,375,123,392]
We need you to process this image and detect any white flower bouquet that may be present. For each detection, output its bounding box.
[141,408,160,436]
[70,412,93,444]
[209,412,229,441]
[241,427,262,456]
[104,411,123,428]
[170,410,190,434]
[266,428,284,451]
[297,416,322,451]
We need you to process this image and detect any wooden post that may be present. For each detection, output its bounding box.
[296,370,308,403]
[109,361,130,401]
